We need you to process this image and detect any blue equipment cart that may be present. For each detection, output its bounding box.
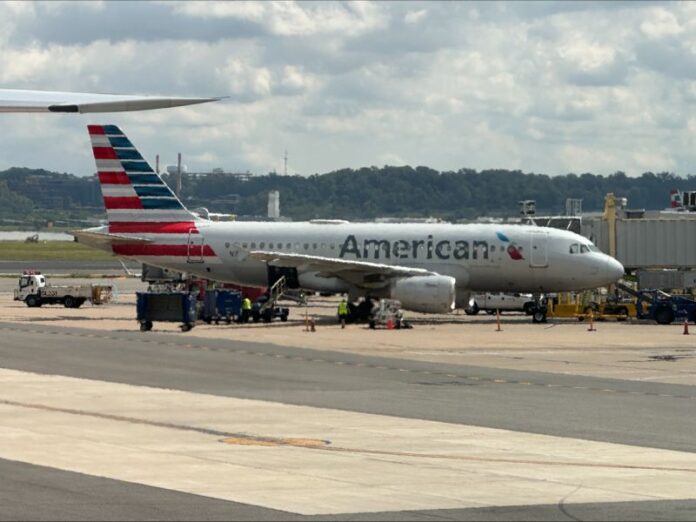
[136,292,197,332]
[202,289,242,324]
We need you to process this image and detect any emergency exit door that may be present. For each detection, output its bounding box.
[530,231,548,268]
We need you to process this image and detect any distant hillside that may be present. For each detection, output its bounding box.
[171,167,696,220]
[2,166,696,224]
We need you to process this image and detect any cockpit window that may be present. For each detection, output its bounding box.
[569,243,579,254]
[588,244,600,252]
[580,245,590,253]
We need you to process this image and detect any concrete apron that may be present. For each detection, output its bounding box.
[0,368,694,516]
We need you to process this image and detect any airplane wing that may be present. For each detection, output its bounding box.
[0,89,223,113]
[248,250,434,287]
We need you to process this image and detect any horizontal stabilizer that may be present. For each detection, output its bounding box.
[71,229,152,250]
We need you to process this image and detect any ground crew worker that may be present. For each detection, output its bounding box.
[241,296,252,323]
[337,298,349,328]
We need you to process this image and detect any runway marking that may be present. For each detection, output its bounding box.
[1,368,696,515]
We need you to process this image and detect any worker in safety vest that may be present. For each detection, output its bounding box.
[241,296,252,323]
[337,299,349,328]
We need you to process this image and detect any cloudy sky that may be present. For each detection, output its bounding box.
[0,1,694,177]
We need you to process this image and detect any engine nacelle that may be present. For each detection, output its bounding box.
[390,275,456,314]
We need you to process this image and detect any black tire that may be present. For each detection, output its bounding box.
[369,320,376,329]
[140,321,153,332]
[75,299,85,308]
[616,307,629,322]
[280,314,288,322]
[532,310,547,323]
[63,296,75,309]
[523,302,535,316]
[655,307,674,325]
[252,313,260,323]
[25,295,40,308]
[464,304,479,316]
[181,323,193,332]
[226,316,232,325]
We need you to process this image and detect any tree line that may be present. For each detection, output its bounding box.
[0,165,694,224]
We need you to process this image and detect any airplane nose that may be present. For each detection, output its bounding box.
[605,256,624,282]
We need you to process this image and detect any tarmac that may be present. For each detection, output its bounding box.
[1,282,696,520]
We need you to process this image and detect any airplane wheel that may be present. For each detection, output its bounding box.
[532,310,547,323]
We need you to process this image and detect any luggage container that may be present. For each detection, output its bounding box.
[202,289,242,324]
[136,292,197,332]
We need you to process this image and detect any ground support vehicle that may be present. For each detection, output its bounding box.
[635,292,696,325]
[465,293,536,316]
[368,299,411,329]
[136,292,197,332]
[201,289,242,324]
[547,292,635,322]
[251,295,289,323]
[14,272,112,308]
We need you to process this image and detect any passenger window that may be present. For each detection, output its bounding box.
[260,242,265,249]
[580,245,590,253]
[569,244,579,254]
[330,243,335,250]
[242,243,248,249]
[286,243,292,249]
[304,243,309,250]
[225,242,230,248]
[313,243,318,250]
[250,242,256,249]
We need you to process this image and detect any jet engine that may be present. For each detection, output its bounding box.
[390,275,456,314]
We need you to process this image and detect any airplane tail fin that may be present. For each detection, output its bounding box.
[88,124,200,232]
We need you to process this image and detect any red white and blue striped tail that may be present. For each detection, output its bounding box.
[88,124,198,229]
[86,125,218,262]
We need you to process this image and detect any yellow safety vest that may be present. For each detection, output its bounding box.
[242,298,252,310]
[338,302,348,315]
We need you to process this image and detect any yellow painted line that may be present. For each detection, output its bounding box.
[494,379,507,383]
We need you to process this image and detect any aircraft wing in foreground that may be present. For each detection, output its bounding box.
[0,89,222,113]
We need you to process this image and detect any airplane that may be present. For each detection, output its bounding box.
[0,88,222,113]
[74,124,625,321]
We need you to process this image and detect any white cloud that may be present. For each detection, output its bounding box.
[173,1,388,37]
[404,9,427,25]
[0,2,694,178]
[640,7,683,39]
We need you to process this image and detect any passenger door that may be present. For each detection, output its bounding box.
[530,231,548,268]
[187,229,204,263]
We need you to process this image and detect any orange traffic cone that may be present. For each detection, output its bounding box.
[310,318,316,332]
[587,311,596,332]
[386,319,394,330]
[684,319,689,335]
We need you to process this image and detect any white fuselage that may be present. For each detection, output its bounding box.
[88,221,624,302]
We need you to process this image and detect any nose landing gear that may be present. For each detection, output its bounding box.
[531,295,548,323]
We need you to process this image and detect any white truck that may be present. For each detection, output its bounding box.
[465,292,536,315]
[13,272,113,308]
